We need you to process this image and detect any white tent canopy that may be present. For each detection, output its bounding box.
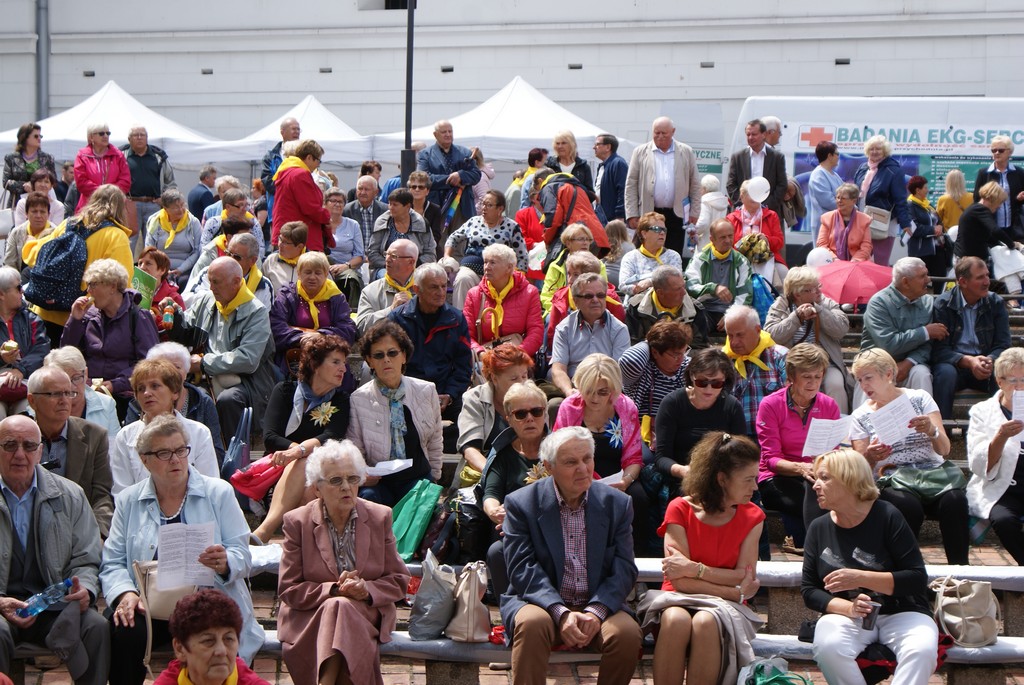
[195,95,372,164]
[0,81,222,165]
[372,76,618,163]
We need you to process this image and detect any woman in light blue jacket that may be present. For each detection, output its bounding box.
[100,414,263,685]
[144,188,203,284]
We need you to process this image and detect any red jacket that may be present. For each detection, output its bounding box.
[727,207,786,265]
[463,270,544,356]
[542,181,609,250]
[153,657,269,685]
[515,206,545,281]
[271,166,332,252]
[73,145,131,211]
[546,284,625,352]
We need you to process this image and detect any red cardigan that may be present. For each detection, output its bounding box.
[727,207,786,265]
[463,270,544,356]
[271,166,332,251]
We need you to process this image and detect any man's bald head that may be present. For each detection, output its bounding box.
[652,117,676,153]
[208,257,244,306]
[280,118,301,142]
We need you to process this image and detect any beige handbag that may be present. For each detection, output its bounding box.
[133,560,197,675]
[929,574,999,647]
[444,561,491,643]
[864,205,893,240]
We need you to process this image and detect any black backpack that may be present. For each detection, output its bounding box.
[24,219,91,311]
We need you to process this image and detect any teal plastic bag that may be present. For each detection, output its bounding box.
[393,480,444,561]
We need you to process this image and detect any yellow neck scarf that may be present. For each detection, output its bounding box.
[272,155,310,182]
[908,194,934,212]
[219,209,256,223]
[723,329,776,379]
[651,290,680,316]
[213,234,229,255]
[29,221,52,238]
[158,209,190,249]
[216,282,255,319]
[178,664,238,685]
[279,250,303,266]
[709,243,731,260]
[296,278,342,329]
[485,276,515,338]
[639,244,664,263]
[244,265,263,295]
[384,273,414,295]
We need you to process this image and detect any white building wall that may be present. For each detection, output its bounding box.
[0,0,1020,160]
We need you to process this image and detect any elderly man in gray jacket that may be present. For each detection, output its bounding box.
[167,256,274,445]
[0,415,108,685]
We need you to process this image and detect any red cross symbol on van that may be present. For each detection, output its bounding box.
[800,126,834,147]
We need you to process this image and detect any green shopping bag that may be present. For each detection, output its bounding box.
[392,480,444,562]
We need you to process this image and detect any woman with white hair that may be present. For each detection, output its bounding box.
[464,243,544,357]
[0,266,49,417]
[544,129,594,191]
[42,346,119,436]
[61,258,160,420]
[973,134,1024,241]
[853,134,913,267]
[726,178,786,285]
[277,439,410,685]
[73,122,131,211]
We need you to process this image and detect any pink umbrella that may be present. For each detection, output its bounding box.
[816,260,893,305]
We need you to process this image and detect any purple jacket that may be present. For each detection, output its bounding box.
[755,386,840,483]
[60,289,159,396]
[270,282,356,368]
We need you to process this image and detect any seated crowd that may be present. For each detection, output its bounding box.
[0,118,1020,685]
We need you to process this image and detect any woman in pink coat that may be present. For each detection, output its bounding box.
[816,183,874,262]
[73,122,131,211]
[463,243,544,356]
[278,439,410,685]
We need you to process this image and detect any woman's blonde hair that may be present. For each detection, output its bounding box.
[862,135,892,157]
[552,130,578,160]
[572,353,623,399]
[785,343,829,379]
[944,169,967,202]
[813,448,879,503]
[560,222,593,246]
[782,265,820,301]
[83,258,129,292]
[502,380,547,416]
[78,184,128,228]
[995,348,1024,381]
[851,348,897,380]
[978,181,1008,206]
[297,251,330,275]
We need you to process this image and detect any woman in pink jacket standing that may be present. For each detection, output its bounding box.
[73,122,131,211]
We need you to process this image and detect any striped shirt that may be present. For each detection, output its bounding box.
[549,486,609,623]
[619,342,689,418]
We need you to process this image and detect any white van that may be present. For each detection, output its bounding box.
[727,96,1024,261]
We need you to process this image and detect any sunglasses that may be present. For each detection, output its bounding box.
[510,407,545,420]
[691,378,726,389]
[646,226,667,234]
[575,292,603,301]
[408,184,427,190]
[370,349,402,360]
[95,131,111,136]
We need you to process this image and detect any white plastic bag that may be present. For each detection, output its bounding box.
[408,549,457,640]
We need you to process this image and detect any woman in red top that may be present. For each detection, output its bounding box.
[641,431,764,685]
[727,178,786,287]
[271,140,333,252]
[515,185,546,283]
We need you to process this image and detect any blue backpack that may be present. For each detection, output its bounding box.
[750,273,778,326]
[24,219,91,311]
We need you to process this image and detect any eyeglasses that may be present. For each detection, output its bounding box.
[1001,377,1024,385]
[94,131,111,136]
[646,226,667,234]
[385,253,415,261]
[231,203,248,209]
[566,236,591,243]
[370,349,402,360]
[0,440,41,454]
[69,373,86,385]
[320,475,362,488]
[408,184,427,190]
[835,195,855,201]
[575,292,603,301]
[480,203,499,209]
[992,149,1008,154]
[140,445,192,461]
[510,407,545,421]
[691,378,726,389]
[228,252,245,261]
[33,391,78,399]
[325,199,344,205]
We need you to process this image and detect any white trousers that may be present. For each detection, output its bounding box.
[813,611,938,685]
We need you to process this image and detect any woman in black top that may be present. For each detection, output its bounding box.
[955,181,1010,262]
[654,348,746,498]
[252,334,352,542]
[802,448,938,685]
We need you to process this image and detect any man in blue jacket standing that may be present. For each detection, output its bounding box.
[417,120,481,231]
[593,133,628,224]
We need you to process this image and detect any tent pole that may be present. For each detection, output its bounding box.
[400,0,415,185]
[36,0,50,118]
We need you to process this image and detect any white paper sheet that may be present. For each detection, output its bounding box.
[156,522,215,589]
[1013,391,1024,423]
[802,416,853,457]
[869,392,916,446]
[366,459,414,477]
[597,470,624,485]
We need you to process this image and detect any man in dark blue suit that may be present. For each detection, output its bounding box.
[187,165,217,221]
[499,426,642,685]
[416,120,481,231]
[593,133,628,223]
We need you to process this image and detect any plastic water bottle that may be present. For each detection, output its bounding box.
[16,578,72,618]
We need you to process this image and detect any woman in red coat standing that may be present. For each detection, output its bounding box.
[73,122,131,212]
[271,140,333,253]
